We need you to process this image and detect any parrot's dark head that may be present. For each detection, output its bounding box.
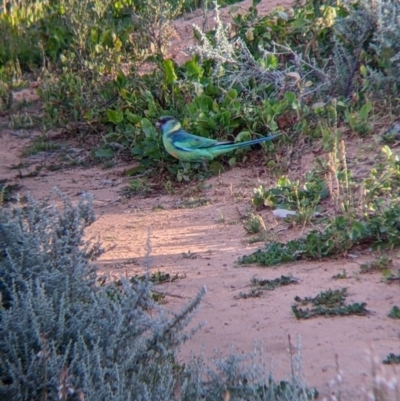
[156,116,181,134]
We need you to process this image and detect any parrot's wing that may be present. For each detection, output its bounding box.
[171,130,223,151]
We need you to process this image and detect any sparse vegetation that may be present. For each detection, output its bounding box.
[243,212,266,234]
[383,353,400,365]
[0,182,20,205]
[292,288,369,319]
[332,269,347,280]
[175,196,211,209]
[388,306,400,319]
[236,275,298,299]
[21,137,61,156]
[360,256,393,274]
[240,144,400,266]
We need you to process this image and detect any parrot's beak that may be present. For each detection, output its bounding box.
[155,120,161,128]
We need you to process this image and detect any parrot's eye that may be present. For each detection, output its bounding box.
[157,116,176,127]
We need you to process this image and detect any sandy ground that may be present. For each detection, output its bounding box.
[1,0,400,399]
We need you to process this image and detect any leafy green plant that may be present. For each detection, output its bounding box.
[252,173,328,210]
[129,270,185,285]
[252,163,332,227]
[292,288,369,319]
[175,196,211,209]
[344,101,373,135]
[240,203,400,266]
[243,212,266,234]
[239,215,355,266]
[332,269,347,280]
[388,306,400,319]
[120,178,154,197]
[22,137,61,156]
[236,275,298,299]
[241,141,400,266]
[382,353,400,365]
[360,256,393,274]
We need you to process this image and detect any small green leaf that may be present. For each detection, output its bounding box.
[131,146,142,156]
[273,100,288,115]
[269,120,279,131]
[90,27,99,44]
[381,145,394,159]
[359,102,372,121]
[184,58,203,79]
[141,118,157,137]
[116,70,127,88]
[205,84,222,96]
[349,221,365,240]
[284,91,296,104]
[229,157,236,167]
[95,148,114,159]
[235,131,251,142]
[193,27,202,42]
[194,94,214,111]
[209,161,224,175]
[106,109,124,124]
[125,166,146,176]
[226,89,238,100]
[125,111,141,124]
[163,59,177,85]
[360,64,367,78]
[266,54,278,69]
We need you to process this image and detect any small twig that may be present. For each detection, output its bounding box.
[288,334,295,380]
[386,277,400,281]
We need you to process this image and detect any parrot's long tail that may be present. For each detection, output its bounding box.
[211,133,281,156]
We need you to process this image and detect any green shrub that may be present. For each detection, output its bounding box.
[6,0,400,180]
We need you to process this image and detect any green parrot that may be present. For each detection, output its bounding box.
[155,116,280,167]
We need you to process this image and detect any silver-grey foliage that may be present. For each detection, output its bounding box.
[188,3,330,99]
[189,0,400,102]
[0,191,314,401]
[181,343,317,401]
[329,0,400,96]
[0,190,204,400]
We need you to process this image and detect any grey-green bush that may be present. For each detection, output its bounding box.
[0,190,204,400]
[332,0,400,96]
[0,190,314,400]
